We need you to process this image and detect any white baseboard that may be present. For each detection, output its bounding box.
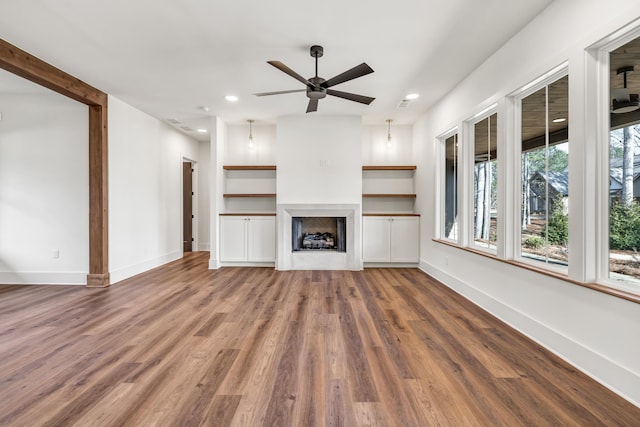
[110,250,182,284]
[219,261,275,268]
[419,259,640,408]
[0,271,87,285]
[209,257,221,270]
[364,262,419,268]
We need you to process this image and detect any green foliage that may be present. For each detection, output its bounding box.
[542,198,568,245]
[610,200,640,250]
[526,144,569,174]
[524,236,545,249]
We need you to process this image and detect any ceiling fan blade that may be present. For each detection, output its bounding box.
[267,61,310,87]
[254,89,306,97]
[321,63,374,88]
[306,98,318,113]
[326,89,375,105]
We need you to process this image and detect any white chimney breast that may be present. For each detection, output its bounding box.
[276,115,362,204]
[275,114,363,270]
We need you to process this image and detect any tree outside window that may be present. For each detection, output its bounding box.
[520,75,569,268]
[473,113,497,250]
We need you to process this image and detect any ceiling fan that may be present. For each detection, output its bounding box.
[611,66,640,114]
[254,45,375,113]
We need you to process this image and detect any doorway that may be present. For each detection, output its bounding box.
[183,161,194,252]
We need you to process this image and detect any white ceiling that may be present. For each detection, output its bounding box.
[0,0,553,141]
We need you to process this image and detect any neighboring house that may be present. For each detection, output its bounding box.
[528,170,568,213]
[530,158,640,211]
[609,156,640,201]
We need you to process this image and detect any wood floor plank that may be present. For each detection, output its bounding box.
[0,253,638,426]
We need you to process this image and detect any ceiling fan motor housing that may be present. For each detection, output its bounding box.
[307,76,327,99]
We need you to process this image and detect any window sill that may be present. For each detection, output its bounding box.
[433,239,640,305]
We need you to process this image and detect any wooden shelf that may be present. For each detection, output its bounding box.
[363,213,420,216]
[363,194,416,198]
[362,165,416,171]
[219,213,276,216]
[223,193,277,198]
[223,165,276,170]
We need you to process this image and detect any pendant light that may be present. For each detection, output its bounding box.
[386,119,393,148]
[247,119,255,149]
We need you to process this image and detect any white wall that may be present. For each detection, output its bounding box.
[0,91,89,284]
[362,124,413,165]
[277,115,362,204]
[108,96,200,283]
[198,140,211,251]
[225,123,276,165]
[415,0,640,405]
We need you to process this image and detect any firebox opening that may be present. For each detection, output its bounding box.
[292,217,346,252]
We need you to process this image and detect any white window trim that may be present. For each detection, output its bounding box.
[464,105,498,254]
[437,127,460,244]
[509,64,569,273]
[589,18,640,291]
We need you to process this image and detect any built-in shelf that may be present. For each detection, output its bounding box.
[362,165,416,171]
[223,193,276,198]
[362,165,417,216]
[363,194,416,198]
[223,165,276,170]
[219,213,276,216]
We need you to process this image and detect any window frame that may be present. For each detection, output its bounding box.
[591,22,640,291]
[465,106,499,254]
[438,127,461,244]
[510,64,570,274]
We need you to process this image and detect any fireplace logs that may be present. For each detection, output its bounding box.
[302,232,335,250]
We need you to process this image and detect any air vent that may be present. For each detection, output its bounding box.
[181,126,194,132]
[167,118,181,124]
[397,99,411,108]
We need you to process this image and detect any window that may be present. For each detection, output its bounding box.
[473,113,498,251]
[608,35,640,284]
[520,75,569,269]
[442,132,459,241]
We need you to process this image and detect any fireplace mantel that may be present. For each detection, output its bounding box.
[276,204,362,270]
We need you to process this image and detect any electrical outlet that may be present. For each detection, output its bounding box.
[52,249,59,259]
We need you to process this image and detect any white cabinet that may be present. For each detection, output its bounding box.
[363,216,419,263]
[220,215,275,263]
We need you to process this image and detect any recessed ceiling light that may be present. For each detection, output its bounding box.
[405,93,420,100]
[552,118,566,123]
[225,95,239,102]
[197,129,208,133]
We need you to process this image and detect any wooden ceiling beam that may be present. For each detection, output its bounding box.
[0,39,106,106]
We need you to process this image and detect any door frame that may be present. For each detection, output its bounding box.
[182,156,198,253]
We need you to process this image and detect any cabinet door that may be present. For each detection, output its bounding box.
[390,217,420,262]
[363,217,391,262]
[247,216,276,262]
[220,217,247,262]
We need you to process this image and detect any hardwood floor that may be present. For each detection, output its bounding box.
[0,252,638,426]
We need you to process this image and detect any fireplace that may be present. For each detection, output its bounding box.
[276,204,362,270]
[292,217,346,252]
